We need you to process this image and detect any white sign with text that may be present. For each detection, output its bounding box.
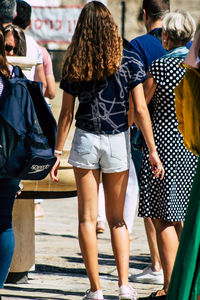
[28,6,83,44]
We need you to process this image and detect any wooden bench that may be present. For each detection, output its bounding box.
[6,152,77,284]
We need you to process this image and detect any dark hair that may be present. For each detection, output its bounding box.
[0,0,16,24]
[0,24,10,77]
[143,0,170,21]
[4,24,26,56]
[13,0,32,30]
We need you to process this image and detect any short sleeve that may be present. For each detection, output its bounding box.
[60,79,79,97]
[148,59,165,86]
[129,39,146,71]
[124,50,148,90]
[41,47,53,76]
[37,46,43,64]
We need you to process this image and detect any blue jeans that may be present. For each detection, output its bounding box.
[130,126,143,182]
[0,178,20,288]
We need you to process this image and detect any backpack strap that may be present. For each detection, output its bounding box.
[11,65,27,79]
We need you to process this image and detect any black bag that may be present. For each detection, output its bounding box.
[0,66,57,180]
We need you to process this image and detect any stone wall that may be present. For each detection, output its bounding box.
[61,0,199,42]
[51,0,199,81]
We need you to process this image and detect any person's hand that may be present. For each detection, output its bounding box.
[50,155,61,182]
[149,151,165,179]
[15,183,24,198]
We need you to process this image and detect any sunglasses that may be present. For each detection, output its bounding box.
[5,44,18,54]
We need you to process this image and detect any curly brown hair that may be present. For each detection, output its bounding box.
[63,1,123,82]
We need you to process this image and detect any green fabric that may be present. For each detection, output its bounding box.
[167,158,200,300]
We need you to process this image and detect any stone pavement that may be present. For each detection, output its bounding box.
[1,197,162,300]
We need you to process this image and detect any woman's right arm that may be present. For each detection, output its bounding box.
[50,91,75,182]
[131,83,164,179]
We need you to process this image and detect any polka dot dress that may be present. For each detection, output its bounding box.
[138,57,198,222]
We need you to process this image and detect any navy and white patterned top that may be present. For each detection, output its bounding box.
[60,49,147,134]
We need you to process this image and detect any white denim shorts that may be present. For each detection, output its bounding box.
[68,128,130,173]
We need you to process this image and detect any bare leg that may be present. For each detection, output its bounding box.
[152,219,181,293]
[174,221,183,239]
[197,295,200,300]
[73,167,101,292]
[144,217,162,271]
[102,170,129,287]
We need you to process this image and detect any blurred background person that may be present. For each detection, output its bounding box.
[0,2,26,289]
[138,10,197,300]
[167,29,200,300]
[38,46,56,101]
[13,0,46,92]
[4,24,26,56]
[0,0,16,27]
[0,22,26,291]
[129,0,169,285]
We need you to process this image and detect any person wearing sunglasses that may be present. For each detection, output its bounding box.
[4,24,26,56]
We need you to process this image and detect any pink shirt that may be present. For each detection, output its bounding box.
[40,46,53,76]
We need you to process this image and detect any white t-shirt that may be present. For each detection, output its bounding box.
[25,34,43,80]
[0,65,13,96]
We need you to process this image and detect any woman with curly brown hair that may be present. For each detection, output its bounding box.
[50,2,164,299]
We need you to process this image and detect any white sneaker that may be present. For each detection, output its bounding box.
[83,289,104,300]
[119,285,137,300]
[129,266,164,284]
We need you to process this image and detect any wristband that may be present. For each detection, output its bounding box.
[54,149,63,155]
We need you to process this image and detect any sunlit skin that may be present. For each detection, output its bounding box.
[5,31,18,56]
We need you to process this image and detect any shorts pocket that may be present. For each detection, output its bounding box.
[72,128,93,154]
[109,131,128,160]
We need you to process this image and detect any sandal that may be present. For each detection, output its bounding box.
[138,290,167,300]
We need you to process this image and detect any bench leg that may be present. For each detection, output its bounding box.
[6,199,35,284]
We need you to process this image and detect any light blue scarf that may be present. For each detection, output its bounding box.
[162,46,189,59]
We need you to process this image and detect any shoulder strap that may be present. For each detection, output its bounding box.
[11,65,27,79]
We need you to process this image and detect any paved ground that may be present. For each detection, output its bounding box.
[1,197,162,300]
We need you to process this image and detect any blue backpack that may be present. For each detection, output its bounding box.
[0,66,57,180]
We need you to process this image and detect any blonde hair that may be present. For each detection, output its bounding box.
[162,9,196,44]
[63,1,123,82]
